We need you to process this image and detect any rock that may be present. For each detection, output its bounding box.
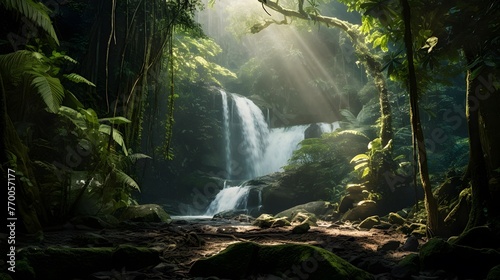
[119,204,171,223]
[253,214,290,228]
[189,242,375,280]
[377,240,400,251]
[487,265,500,280]
[388,212,405,225]
[290,211,318,226]
[304,123,322,139]
[359,215,381,230]
[212,209,249,220]
[346,184,366,194]
[18,245,160,279]
[401,236,419,252]
[391,253,419,279]
[71,232,112,247]
[400,223,426,236]
[342,200,378,221]
[70,215,116,229]
[338,195,356,213]
[449,226,500,249]
[420,238,500,279]
[292,222,310,234]
[372,221,392,230]
[275,201,335,220]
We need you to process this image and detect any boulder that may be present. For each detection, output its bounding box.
[253,214,290,228]
[377,240,401,251]
[449,226,500,249]
[17,245,160,279]
[119,204,171,223]
[292,222,311,234]
[391,253,419,279]
[487,265,500,280]
[290,211,318,226]
[304,123,322,139]
[212,209,249,220]
[189,242,375,280]
[275,201,335,220]
[342,200,378,221]
[388,212,405,225]
[401,236,419,252]
[358,215,381,230]
[420,238,500,279]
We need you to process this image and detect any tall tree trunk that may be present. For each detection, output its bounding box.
[464,55,500,230]
[400,0,442,237]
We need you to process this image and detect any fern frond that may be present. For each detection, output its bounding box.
[30,73,64,113]
[0,50,34,85]
[63,73,95,87]
[58,106,87,129]
[115,169,140,191]
[2,0,59,45]
[336,130,369,140]
[128,153,152,163]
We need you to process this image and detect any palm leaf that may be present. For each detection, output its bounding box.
[58,106,87,129]
[115,169,140,191]
[2,0,59,45]
[30,73,64,113]
[128,153,152,163]
[98,116,131,125]
[99,124,128,156]
[0,50,34,85]
[63,73,96,87]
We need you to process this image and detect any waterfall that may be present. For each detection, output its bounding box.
[204,183,250,216]
[220,90,232,178]
[232,94,269,178]
[207,90,340,216]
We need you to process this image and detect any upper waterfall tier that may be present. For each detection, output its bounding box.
[219,90,339,180]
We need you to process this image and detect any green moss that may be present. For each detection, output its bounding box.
[0,273,14,280]
[190,242,260,278]
[190,242,374,280]
[19,245,160,279]
[487,265,500,280]
[391,253,419,278]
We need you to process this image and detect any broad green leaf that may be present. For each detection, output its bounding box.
[354,162,369,171]
[99,124,128,156]
[351,154,370,163]
[99,116,132,125]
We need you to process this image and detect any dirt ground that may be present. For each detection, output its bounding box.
[22,217,419,279]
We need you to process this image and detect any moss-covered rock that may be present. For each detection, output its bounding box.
[391,253,419,279]
[18,245,160,279]
[292,222,311,234]
[253,214,291,228]
[290,211,318,226]
[119,204,171,223]
[388,212,405,225]
[275,201,335,220]
[487,265,500,280]
[420,238,500,279]
[190,242,374,280]
[342,200,378,222]
[359,215,380,230]
[449,226,500,249]
[0,273,14,280]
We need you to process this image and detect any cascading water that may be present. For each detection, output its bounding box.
[204,90,339,216]
[220,90,232,178]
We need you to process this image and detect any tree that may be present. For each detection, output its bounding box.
[338,0,500,235]
[256,0,393,148]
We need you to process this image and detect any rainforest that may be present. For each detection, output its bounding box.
[1,0,500,279]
